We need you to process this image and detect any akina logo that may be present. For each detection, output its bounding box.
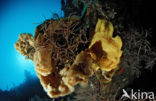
[121,89,154,100]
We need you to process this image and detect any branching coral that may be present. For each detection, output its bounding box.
[13,0,156,100]
[15,17,122,98]
[32,16,93,98]
[58,0,156,100]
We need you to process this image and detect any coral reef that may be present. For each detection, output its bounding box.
[14,0,156,100]
[32,16,92,98]
[15,16,122,98]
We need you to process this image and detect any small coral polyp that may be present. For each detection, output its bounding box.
[14,18,122,98]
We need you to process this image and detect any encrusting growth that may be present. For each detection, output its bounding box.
[14,33,35,60]
[14,18,122,98]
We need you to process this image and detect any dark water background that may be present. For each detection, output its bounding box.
[124,0,156,93]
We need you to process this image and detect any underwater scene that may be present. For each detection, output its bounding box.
[0,0,156,101]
